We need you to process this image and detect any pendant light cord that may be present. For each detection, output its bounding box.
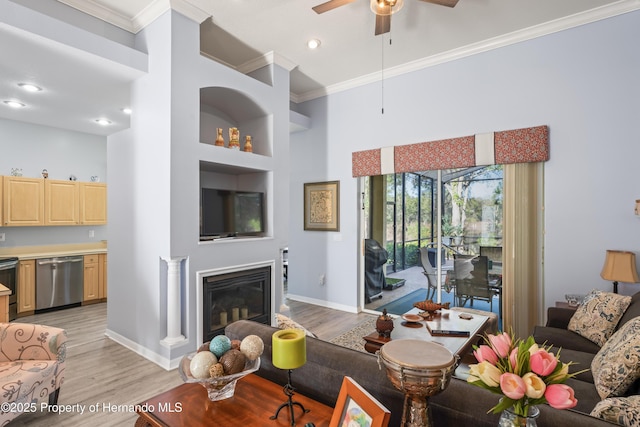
[381,34,392,115]
[381,34,385,115]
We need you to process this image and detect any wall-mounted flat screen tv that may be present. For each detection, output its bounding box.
[201,188,265,238]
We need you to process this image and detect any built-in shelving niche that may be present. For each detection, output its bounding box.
[199,86,273,241]
[200,87,272,158]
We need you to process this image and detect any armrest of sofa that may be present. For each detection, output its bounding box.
[546,307,576,329]
[0,323,67,362]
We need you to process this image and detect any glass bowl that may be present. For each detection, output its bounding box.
[178,351,260,401]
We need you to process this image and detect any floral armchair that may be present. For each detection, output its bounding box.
[0,323,67,425]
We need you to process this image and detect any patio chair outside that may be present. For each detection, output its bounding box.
[453,254,496,311]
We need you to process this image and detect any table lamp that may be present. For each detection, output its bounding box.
[601,250,640,293]
[270,329,309,426]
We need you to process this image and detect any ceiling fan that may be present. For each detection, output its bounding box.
[313,0,459,36]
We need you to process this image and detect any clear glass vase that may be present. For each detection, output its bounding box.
[498,405,539,427]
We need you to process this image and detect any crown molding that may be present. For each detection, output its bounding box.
[58,0,210,33]
[293,0,640,103]
[167,0,210,27]
[237,51,298,75]
[58,0,144,32]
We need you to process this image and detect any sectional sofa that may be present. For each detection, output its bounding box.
[533,290,640,425]
[226,319,615,426]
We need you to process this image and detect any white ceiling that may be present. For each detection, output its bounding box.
[0,0,637,136]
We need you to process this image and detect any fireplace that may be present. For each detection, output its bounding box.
[202,266,271,342]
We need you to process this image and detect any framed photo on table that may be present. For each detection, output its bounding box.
[329,376,390,427]
[304,180,340,231]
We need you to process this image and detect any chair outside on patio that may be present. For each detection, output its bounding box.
[453,255,497,312]
[418,247,452,300]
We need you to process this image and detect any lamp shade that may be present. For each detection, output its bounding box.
[601,250,640,283]
[272,329,306,370]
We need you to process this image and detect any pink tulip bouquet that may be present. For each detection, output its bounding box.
[467,331,581,418]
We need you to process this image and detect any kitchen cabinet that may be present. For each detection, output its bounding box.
[3,177,44,226]
[45,179,80,225]
[83,254,100,302]
[18,259,35,313]
[99,253,107,300]
[0,176,106,227]
[80,183,107,225]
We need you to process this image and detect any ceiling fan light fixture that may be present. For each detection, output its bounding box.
[370,0,404,16]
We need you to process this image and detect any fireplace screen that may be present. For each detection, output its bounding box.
[203,266,271,342]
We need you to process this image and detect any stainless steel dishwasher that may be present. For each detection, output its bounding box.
[36,256,84,310]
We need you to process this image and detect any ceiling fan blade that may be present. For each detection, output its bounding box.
[375,14,391,36]
[312,0,357,14]
[418,0,460,7]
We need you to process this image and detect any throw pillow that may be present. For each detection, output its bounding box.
[592,316,640,399]
[567,289,632,346]
[591,395,640,426]
[275,313,317,338]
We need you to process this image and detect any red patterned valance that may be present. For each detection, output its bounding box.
[352,125,549,177]
[352,148,381,177]
[495,126,549,164]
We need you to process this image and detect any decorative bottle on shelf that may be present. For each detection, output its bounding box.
[243,135,253,153]
[228,127,240,150]
[214,128,225,147]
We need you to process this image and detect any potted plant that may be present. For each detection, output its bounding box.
[451,225,464,246]
[441,221,454,246]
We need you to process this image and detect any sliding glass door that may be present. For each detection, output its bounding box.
[363,166,504,317]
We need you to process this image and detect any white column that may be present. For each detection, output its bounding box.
[161,256,187,347]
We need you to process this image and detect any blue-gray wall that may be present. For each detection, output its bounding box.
[0,118,108,246]
[107,11,290,366]
[289,10,640,313]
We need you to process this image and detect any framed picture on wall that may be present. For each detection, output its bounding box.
[304,180,340,231]
[329,376,390,427]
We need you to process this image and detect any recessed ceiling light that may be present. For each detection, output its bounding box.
[3,100,26,108]
[121,107,132,114]
[18,83,42,92]
[307,39,321,49]
[95,119,112,126]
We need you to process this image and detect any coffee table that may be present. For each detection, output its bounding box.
[135,373,333,427]
[363,308,489,357]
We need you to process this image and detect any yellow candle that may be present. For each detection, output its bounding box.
[272,329,306,370]
[232,307,240,322]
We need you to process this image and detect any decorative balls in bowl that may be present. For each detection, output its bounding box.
[179,334,264,401]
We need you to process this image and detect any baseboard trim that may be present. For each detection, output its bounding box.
[285,293,358,314]
[104,328,184,371]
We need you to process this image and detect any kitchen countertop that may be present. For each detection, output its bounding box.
[0,284,10,296]
[0,241,107,260]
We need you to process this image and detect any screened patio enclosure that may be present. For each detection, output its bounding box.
[363,166,504,317]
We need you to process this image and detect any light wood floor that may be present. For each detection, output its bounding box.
[10,299,371,426]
